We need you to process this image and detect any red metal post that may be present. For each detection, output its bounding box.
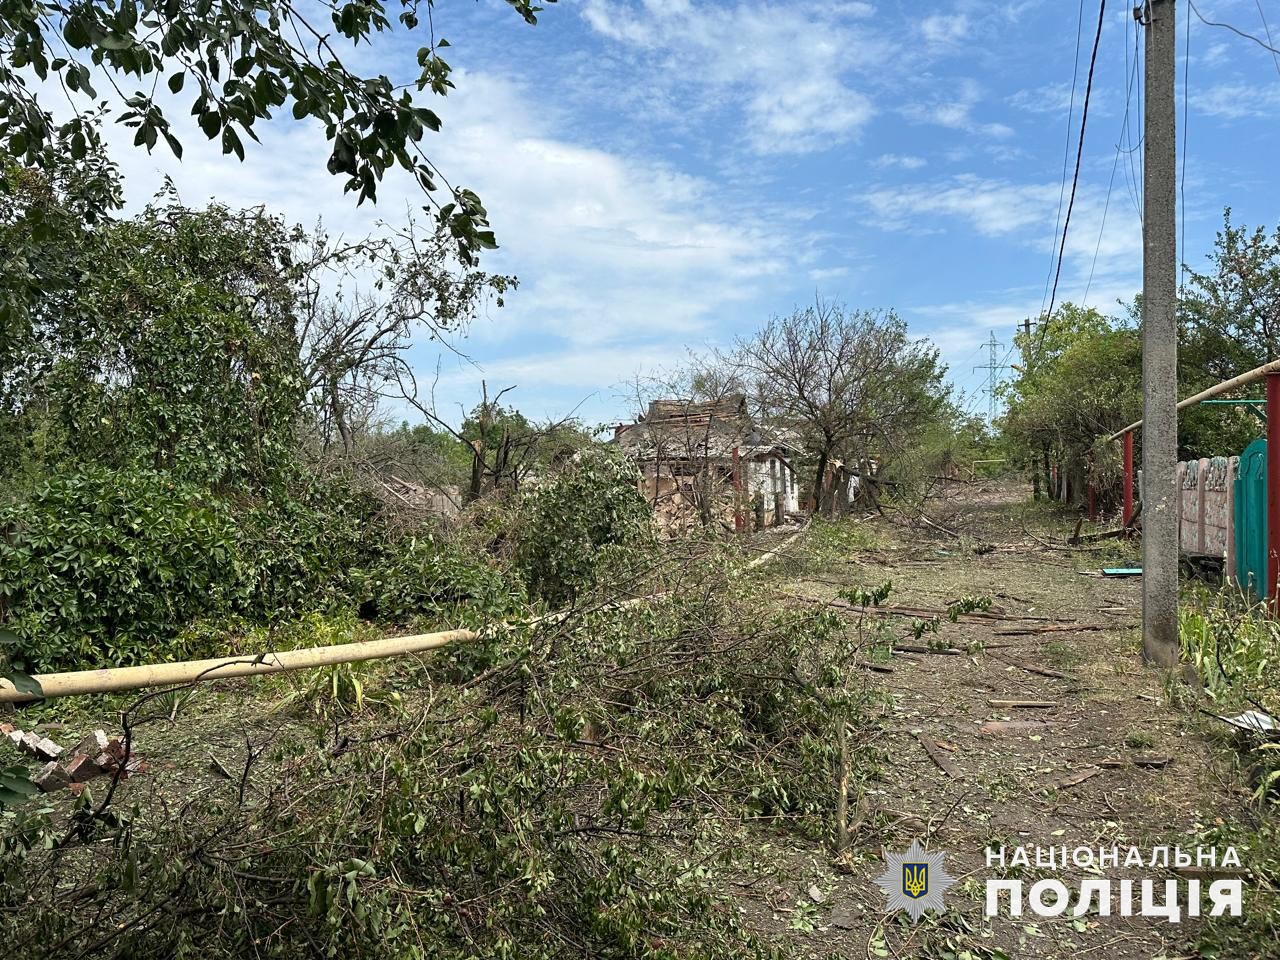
[1268,373,1280,606]
[1122,430,1134,527]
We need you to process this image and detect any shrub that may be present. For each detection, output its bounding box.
[361,535,523,626]
[0,468,237,668]
[230,476,387,621]
[516,448,654,606]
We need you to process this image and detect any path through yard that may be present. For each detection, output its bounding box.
[756,481,1253,960]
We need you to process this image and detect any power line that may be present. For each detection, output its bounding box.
[1040,0,1089,321]
[1038,0,1107,354]
[1121,10,1144,224]
[1256,0,1280,76]
[1086,11,1147,303]
[1188,0,1280,56]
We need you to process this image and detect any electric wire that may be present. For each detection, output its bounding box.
[1037,0,1107,355]
[1256,0,1280,76]
[1039,0,1089,321]
[1189,0,1280,57]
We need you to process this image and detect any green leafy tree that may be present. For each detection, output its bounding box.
[1177,208,1280,458]
[1001,304,1141,503]
[516,447,653,606]
[1,0,557,260]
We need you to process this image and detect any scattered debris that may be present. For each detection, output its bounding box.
[992,653,1073,680]
[893,644,963,656]
[1101,567,1143,578]
[993,623,1110,636]
[979,720,1049,734]
[1049,767,1104,790]
[988,699,1058,709]
[2,725,147,793]
[1131,754,1172,769]
[918,734,963,779]
[1221,710,1277,734]
[1,723,64,761]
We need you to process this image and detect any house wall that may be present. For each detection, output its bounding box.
[745,455,800,517]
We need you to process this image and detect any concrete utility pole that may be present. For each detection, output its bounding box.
[1140,0,1180,666]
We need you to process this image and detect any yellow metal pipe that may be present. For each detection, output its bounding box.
[0,629,476,704]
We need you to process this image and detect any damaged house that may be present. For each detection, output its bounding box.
[613,395,801,534]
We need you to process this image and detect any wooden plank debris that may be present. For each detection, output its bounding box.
[988,699,1058,709]
[893,644,964,656]
[993,653,1073,680]
[993,624,1111,636]
[979,720,1048,733]
[1049,767,1103,790]
[917,734,963,779]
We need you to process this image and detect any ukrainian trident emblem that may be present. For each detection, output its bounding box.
[875,839,955,922]
[903,861,929,899]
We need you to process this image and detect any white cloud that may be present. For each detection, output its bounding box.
[919,13,970,46]
[579,0,885,153]
[60,65,795,413]
[859,173,1141,284]
[902,78,1013,138]
[1191,83,1280,120]
[808,266,850,281]
[873,153,928,170]
[1007,81,1077,114]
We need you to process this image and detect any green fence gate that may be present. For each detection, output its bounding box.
[1234,437,1268,601]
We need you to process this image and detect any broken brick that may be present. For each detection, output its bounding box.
[20,731,63,761]
[65,753,105,783]
[71,730,110,757]
[33,762,70,792]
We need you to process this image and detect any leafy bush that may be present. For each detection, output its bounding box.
[0,468,237,668]
[362,535,522,626]
[516,448,654,606]
[230,476,387,621]
[0,552,886,959]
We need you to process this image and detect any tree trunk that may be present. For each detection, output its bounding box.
[813,452,829,515]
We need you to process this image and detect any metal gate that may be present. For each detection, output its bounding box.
[1234,437,1268,600]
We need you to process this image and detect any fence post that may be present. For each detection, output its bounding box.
[1122,430,1135,528]
[1086,451,1098,521]
[732,445,744,533]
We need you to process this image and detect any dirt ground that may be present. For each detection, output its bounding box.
[746,480,1257,960]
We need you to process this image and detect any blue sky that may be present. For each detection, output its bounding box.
[97,0,1280,427]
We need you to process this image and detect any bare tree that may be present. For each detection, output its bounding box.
[731,301,947,515]
[294,216,516,457]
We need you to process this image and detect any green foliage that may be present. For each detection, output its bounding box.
[0,0,555,261]
[362,535,523,625]
[0,565,884,958]
[0,468,237,669]
[1001,303,1141,502]
[5,199,307,491]
[232,477,386,621]
[1179,586,1280,710]
[516,448,655,606]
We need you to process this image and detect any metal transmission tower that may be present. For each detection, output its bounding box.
[972,331,1006,422]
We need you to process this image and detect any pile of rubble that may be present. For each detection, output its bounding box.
[2,723,146,793]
